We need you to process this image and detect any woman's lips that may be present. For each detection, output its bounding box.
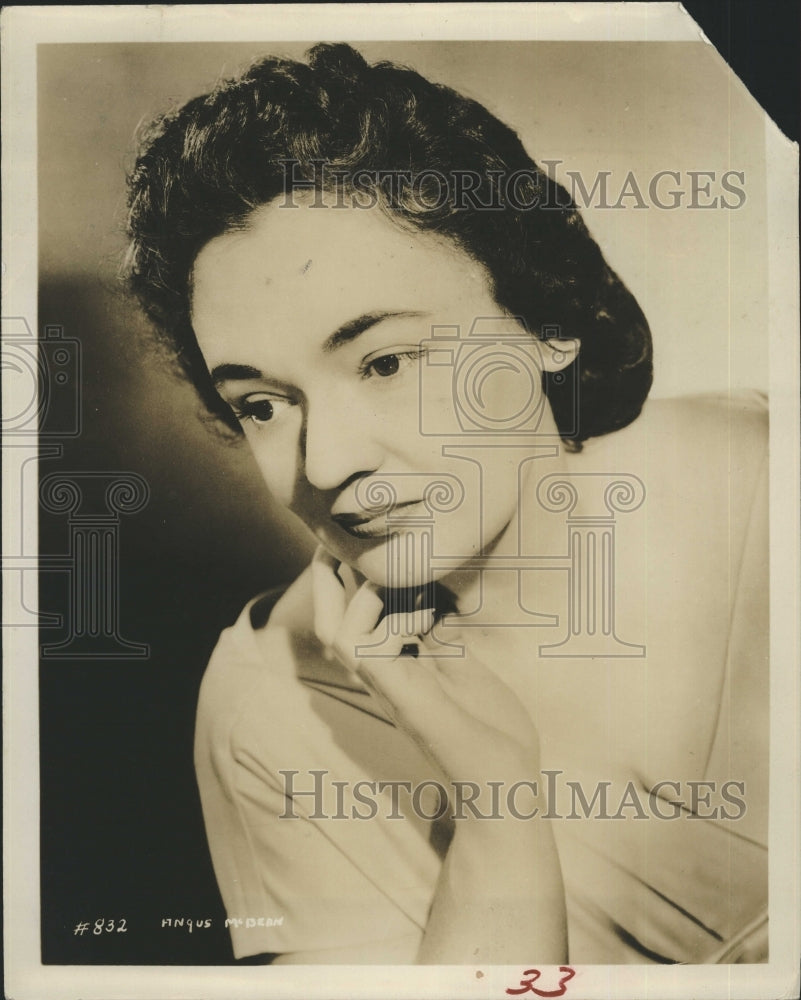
[331,500,426,538]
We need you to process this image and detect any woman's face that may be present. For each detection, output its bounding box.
[191,196,565,588]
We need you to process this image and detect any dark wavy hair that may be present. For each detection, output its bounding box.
[124,43,652,445]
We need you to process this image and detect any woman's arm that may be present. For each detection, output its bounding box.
[417,800,566,964]
[329,584,568,965]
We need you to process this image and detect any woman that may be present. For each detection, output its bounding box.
[125,43,768,965]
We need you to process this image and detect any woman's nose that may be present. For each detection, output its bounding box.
[302,400,382,492]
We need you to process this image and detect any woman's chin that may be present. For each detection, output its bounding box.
[315,525,466,591]
[335,534,438,591]
[353,552,433,591]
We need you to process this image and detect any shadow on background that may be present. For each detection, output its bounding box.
[38,276,312,963]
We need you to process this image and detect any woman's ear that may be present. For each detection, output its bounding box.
[539,337,580,372]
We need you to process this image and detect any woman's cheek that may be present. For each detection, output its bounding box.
[246,435,303,510]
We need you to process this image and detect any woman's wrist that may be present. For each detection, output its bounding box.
[449,805,559,867]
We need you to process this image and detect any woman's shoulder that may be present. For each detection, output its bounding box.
[585,387,766,449]
[566,391,769,826]
[577,390,767,507]
[195,566,317,740]
[638,389,766,457]
[256,562,317,632]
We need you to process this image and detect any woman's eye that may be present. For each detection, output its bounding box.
[369,354,401,377]
[235,395,290,428]
[363,350,423,379]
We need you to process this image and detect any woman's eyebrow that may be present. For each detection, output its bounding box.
[210,310,430,386]
[211,362,263,387]
[321,310,428,353]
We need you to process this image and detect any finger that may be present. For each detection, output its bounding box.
[311,547,347,650]
[336,560,366,605]
[331,580,386,670]
[338,609,435,670]
[431,611,463,638]
[340,579,385,636]
[378,609,435,645]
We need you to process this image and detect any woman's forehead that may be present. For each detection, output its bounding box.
[190,198,492,334]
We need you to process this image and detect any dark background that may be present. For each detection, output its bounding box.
[36,5,799,967]
[682,0,800,144]
[37,307,311,963]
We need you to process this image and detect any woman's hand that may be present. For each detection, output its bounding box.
[327,578,541,795]
[311,552,567,964]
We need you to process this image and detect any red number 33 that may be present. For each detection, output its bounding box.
[505,966,576,997]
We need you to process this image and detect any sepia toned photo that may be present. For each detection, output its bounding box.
[3,4,799,999]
